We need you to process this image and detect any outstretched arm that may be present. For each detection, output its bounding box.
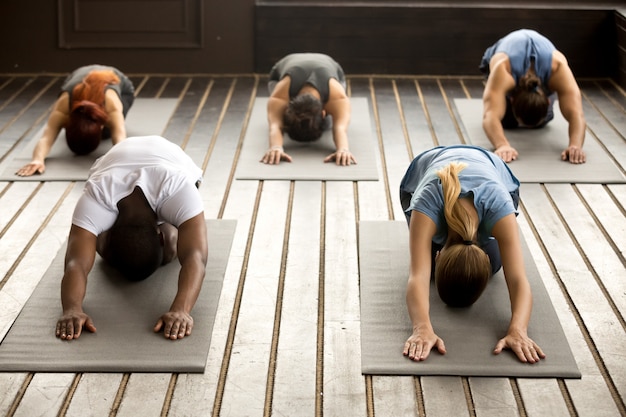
[482,63,518,163]
[56,224,98,340]
[403,212,446,361]
[154,213,208,340]
[104,89,127,145]
[262,78,292,165]
[550,52,586,164]
[491,214,545,363]
[16,94,69,176]
[323,79,356,166]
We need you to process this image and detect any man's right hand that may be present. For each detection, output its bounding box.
[494,145,519,163]
[56,311,97,340]
[16,161,45,177]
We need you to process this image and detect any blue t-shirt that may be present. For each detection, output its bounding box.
[480,29,555,90]
[399,145,520,246]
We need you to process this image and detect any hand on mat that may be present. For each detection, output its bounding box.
[56,311,97,340]
[403,328,446,361]
[494,145,518,163]
[561,145,586,164]
[261,146,292,165]
[493,329,546,363]
[324,148,357,166]
[154,310,194,340]
[16,160,45,177]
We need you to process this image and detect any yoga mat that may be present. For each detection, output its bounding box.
[235,97,379,181]
[358,220,581,378]
[0,98,179,181]
[0,219,235,373]
[454,98,625,183]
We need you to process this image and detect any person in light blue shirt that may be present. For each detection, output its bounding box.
[399,145,545,364]
[479,29,586,164]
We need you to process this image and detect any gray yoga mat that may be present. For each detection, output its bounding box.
[0,98,179,181]
[455,98,625,183]
[0,219,235,373]
[235,97,379,181]
[358,220,581,378]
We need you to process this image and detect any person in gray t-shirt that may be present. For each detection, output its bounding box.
[263,53,355,166]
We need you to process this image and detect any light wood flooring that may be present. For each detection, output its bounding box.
[0,73,624,416]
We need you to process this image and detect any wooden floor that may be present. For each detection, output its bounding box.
[0,73,625,417]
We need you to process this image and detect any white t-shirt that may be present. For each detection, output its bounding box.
[72,136,204,236]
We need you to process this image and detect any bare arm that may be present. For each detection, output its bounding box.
[403,212,446,361]
[104,89,127,144]
[482,59,518,163]
[262,77,292,165]
[491,214,545,363]
[549,52,586,164]
[154,213,208,340]
[323,79,356,166]
[56,224,98,340]
[16,94,69,176]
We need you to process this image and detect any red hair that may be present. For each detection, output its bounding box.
[66,70,120,155]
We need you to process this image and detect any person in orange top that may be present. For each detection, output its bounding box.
[16,64,135,176]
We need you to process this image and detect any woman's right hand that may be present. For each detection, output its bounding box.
[260,146,292,165]
[403,326,446,361]
[16,160,45,176]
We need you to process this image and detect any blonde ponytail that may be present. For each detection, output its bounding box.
[437,162,476,244]
[435,161,491,307]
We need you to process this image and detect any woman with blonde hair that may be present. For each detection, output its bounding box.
[16,64,134,177]
[399,145,545,363]
[480,29,586,164]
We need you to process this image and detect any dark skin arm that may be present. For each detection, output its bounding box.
[56,225,98,340]
[153,213,208,340]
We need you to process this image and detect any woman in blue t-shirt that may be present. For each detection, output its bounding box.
[479,29,586,164]
[399,145,545,364]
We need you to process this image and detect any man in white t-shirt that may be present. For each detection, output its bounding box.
[55,136,207,342]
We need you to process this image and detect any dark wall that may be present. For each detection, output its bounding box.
[0,0,255,74]
[255,4,618,79]
[616,10,626,89]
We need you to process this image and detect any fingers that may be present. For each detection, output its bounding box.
[158,314,194,340]
[564,147,586,164]
[324,150,356,166]
[494,336,546,363]
[403,339,444,361]
[260,148,291,165]
[56,316,95,340]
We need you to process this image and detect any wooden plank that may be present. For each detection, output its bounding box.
[417,79,462,147]
[469,377,519,417]
[272,181,321,415]
[351,77,391,222]
[13,374,75,417]
[65,374,124,417]
[521,184,626,403]
[218,180,291,415]
[169,181,259,416]
[516,210,622,417]
[323,181,364,412]
[422,376,469,417]
[547,184,626,319]
[116,374,171,417]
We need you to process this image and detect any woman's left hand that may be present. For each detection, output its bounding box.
[493,328,546,363]
[324,148,356,166]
